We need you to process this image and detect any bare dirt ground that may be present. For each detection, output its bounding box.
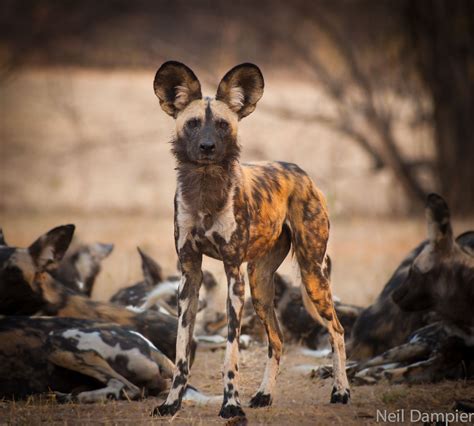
[1,214,474,425]
[1,344,473,425]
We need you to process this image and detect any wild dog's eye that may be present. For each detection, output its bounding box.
[216,120,229,132]
[186,118,201,130]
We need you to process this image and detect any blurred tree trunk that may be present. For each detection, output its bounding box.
[406,0,474,214]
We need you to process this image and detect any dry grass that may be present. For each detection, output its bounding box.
[1,344,473,425]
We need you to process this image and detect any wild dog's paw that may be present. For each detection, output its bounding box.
[249,391,272,408]
[330,386,351,404]
[219,403,246,418]
[152,400,181,416]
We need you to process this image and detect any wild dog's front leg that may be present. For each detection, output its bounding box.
[219,264,246,419]
[154,243,202,417]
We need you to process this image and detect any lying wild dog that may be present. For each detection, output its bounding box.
[314,194,474,384]
[0,229,113,298]
[389,194,474,381]
[348,241,432,360]
[0,316,173,402]
[0,225,196,365]
[138,270,218,316]
[152,61,350,419]
[277,284,361,350]
[110,248,217,317]
[54,240,113,297]
[110,247,166,308]
[348,208,474,361]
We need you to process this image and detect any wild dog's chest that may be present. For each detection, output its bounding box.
[175,200,239,259]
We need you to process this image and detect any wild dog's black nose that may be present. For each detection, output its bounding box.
[199,141,215,153]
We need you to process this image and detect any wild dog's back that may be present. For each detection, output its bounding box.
[241,161,329,261]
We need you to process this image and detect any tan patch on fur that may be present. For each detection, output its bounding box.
[210,99,239,136]
[175,98,239,137]
[227,86,245,111]
[10,250,36,286]
[175,99,206,132]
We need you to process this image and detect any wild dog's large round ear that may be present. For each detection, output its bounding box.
[216,63,264,120]
[29,224,75,271]
[153,61,202,118]
[425,193,453,251]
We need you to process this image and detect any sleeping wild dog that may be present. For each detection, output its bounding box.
[315,194,474,384]
[0,226,173,402]
[110,247,217,318]
[0,316,172,402]
[110,247,165,307]
[0,225,196,366]
[348,240,432,360]
[152,61,349,418]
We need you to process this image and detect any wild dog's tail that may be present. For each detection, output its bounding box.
[286,178,339,329]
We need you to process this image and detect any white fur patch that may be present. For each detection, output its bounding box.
[183,388,222,405]
[129,330,159,352]
[195,334,226,346]
[228,86,245,111]
[76,378,126,403]
[414,244,436,273]
[138,280,179,311]
[300,348,332,358]
[176,189,195,251]
[174,85,190,110]
[75,253,93,284]
[183,387,221,405]
[61,329,158,380]
[204,185,237,244]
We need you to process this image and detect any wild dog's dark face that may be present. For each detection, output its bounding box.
[393,194,474,317]
[153,61,264,165]
[0,225,75,314]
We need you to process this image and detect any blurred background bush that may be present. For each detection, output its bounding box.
[1,0,472,301]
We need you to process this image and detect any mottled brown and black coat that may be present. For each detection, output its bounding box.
[152,61,350,419]
[0,225,175,402]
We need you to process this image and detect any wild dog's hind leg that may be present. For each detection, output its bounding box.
[291,196,350,404]
[155,242,202,416]
[300,269,350,403]
[48,348,140,402]
[219,263,246,419]
[248,226,291,408]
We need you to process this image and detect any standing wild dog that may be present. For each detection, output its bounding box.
[152,61,350,418]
